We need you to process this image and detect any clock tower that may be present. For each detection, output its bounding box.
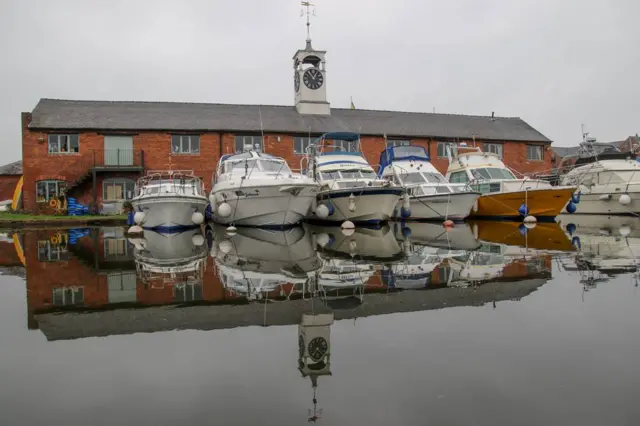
[294,2,330,115]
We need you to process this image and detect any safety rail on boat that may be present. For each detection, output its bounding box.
[135,170,206,197]
[214,155,294,184]
[384,162,475,194]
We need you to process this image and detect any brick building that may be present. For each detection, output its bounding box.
[0,160,22,204]
[21,38,553,214]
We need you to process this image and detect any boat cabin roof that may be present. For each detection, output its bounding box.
[378,145,430,175]
[447,146,507,173]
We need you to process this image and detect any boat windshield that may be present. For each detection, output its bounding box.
[401,173,426,184]
[259,159,291,173]
[229,159,291,174]
[423,172,447,183]
[470,167,515,180]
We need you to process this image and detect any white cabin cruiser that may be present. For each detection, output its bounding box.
[379,145,480,220]
[560,153,640,215]
[209,151,318,228]
[131,170,208,230]
[304,132,405,224]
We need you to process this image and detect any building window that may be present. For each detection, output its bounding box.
[386,139,411,149]
[294,136,313,154]
[483,143,503,159]
[36,180,67,202]
[103,179,135,201]
[38,240,69,262]
[52,287,84,306]
[174,283,203,302]
[527,145,543,161]
[332,140,357,152]
[437,142,456,158]
[171,135,200,154]
[48,134,79,154]
[235,135,263,153]
[449,171,468,183]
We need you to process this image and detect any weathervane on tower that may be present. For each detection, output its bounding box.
[301,1,316,45]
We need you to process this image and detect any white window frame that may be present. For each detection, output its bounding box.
[171,135,200,154]
[36,180,67,202]
[103,178,135,201]
[48,134,79,154]
[484,143,503,159]
[52,287,84,306]
[38,240,69,262]
[437,142,455,158]
[527,145,543,161]
[386,139,411,148]
[174,282,203,302]
[235,135,263,153]
[332,140,357,152]
[293,136,313,155]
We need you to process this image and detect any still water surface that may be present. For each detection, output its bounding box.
[1,215,639,425]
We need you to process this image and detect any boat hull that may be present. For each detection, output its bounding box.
[469,187,575,221]
[394,192,480,221]
[210,182,317,228]
[565,191,640,215]
[310,187,404,224]
[131,196,209,230]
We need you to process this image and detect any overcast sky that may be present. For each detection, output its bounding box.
[1,0,639,162]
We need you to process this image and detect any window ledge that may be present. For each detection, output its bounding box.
[48,153,81,156]
[171,152,201,156]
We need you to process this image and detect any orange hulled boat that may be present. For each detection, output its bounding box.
[445,146,576,221]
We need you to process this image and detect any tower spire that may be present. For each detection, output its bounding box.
[301,1,315,49]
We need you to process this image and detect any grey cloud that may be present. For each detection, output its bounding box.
[1,0,639,163]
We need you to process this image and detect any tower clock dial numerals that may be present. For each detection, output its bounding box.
[308,336,328,360]
[294,72,300,93]
[303,68,324,90]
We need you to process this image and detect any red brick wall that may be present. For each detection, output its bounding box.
[22,111,553,213]
[0,175,20,202]
[0,240,21,267]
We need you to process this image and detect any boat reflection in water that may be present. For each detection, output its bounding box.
[18,216,620,341]
[209,224,322,300]
[557,214,640,291]
[131,228,208,300]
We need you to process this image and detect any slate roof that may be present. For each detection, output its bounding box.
[0,160,22,175]
[28,98,552,143]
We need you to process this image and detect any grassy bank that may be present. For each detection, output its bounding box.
[0,212,127,228]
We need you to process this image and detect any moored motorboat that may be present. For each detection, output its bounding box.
[378,145,480,220]
[560,155,640,215]
[304,132,404,224]
[445,145,576,221]
[209,150,318,228]
[131,170,209,230]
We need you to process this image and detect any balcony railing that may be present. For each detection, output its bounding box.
[90,149,145,169]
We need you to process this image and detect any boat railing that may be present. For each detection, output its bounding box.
[222,158,292,181]
[390,163,473,192]
[135,171,206,197]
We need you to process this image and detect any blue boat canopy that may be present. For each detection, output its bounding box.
[315,132,360,142]
[378,146,430,176]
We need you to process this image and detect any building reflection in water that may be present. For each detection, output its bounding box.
[0,214,633,341]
